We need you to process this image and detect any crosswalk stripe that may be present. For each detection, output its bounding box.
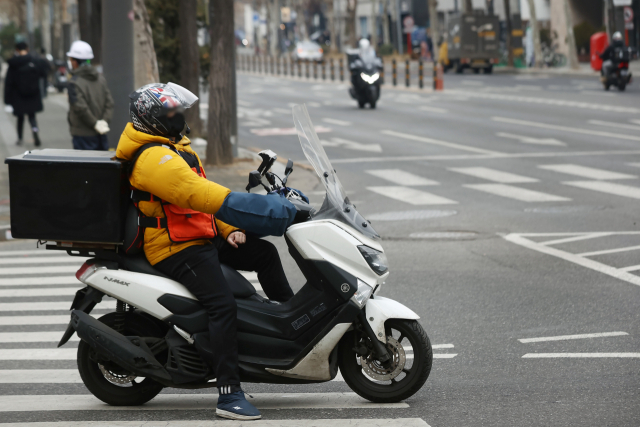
[0,315,80,325]
[0,300,116,312]
[465,184,570,202]
[366,169,438,186]
[0,392,409,412]
[0,287,79,298]
[588,119,640,132]
[0,256,87,265]
[449,167,538,183]
[382,130,501,155]
[0,331,78,343]
[0,419,431,427]
[0,266,80,276]
[0,370,81,383]
[538,164,636,180]
[0,348,77,360]
[0,250,65,257]
[563,181,640,199]
[0,276,79,286]
[367,186,457,205]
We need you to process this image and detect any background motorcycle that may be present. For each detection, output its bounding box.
[601,47,634,92]
[347,51,382,109]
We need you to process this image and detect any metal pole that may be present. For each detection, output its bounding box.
[339,58,344,81]
[331,58,335,80]
[322,60,326,80]
[305,59,310,79]
[395,0,404,55]
[419,59,423,89]
[298,59,302,78]
[392,58,397,86]
[405,59,410,87]
[313,60,318,79]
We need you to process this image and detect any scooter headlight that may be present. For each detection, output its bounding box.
[360,72,380,84]
[358,245,388,276]
[351,279,374,308]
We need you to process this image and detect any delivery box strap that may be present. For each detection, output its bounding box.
[138,216,168,229]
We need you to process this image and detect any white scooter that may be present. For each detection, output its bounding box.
[55,105,433,406]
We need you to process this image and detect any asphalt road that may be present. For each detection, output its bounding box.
[0,71,639,426]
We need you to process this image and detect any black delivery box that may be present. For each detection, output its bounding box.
[5,149,129,244]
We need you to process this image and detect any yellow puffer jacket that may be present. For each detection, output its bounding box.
[116,123,238,265]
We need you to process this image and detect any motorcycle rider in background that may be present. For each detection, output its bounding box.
[116,82,295,420]
[599,31,625,78]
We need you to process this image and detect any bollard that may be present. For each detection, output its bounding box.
[330,58,335,81]
[305,60,310,79]
[339,58,344,82]
[270,56,274,74]
[392,59,397,86]
[321,60,326,80]
[419,59,423,89]
[405,59,410,87]
[380,58,384,85]
[434,62,444,91]
[277,56,281,75]
[252,55,255,73]
[313,60,317,80]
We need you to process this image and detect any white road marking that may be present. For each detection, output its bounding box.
[519,332,628,343]
[465,184,570,202]
[538,164,636,180]
[0,419,430,427]
[450,167,538,183]
[620,264,640,272]
[0,256,86,265]
[523,353,640,358]
[0,315,82,325]
[250,126,331,136]
[0,266,79,276]
[493,117,640,142]
[272,107,292,115]
[503,233,640,287]
[366,169,438,186]
[0,392,409,412]
[322,137,382,153]
[0,331,78,343]
[419,105,448,113]
[631,119,640,125]
[0,370,82,383]
[496,132,566,146]
[0,276,79,286]
[538,232,614,246]
[0,287,79,298]
[322,118,352,126]
[578,244,640,257]
[0,250,65,257]
[367,186,457,205]
[0,348,77,360]
[588,119,640,132]
[563,181,640,200]
[0,300,116,312]
[382,130,502,155]
[432,344,455,349]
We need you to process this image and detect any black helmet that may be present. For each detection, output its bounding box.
[129,82,198,139]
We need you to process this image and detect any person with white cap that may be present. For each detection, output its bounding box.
[66,40,114,150]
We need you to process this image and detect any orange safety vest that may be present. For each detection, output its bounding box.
[129,143,218,243]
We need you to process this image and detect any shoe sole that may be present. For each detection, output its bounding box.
[216,408,262,420]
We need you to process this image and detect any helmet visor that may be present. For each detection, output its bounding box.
[166,82,199,108]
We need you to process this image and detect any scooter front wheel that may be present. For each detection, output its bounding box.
[338,319,432,403]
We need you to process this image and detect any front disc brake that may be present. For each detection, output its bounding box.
[360,336,406,381]
[98,364,137,385]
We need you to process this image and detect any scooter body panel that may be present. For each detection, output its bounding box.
[365,296,420,343]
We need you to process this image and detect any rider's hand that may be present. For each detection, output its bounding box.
[226,231,246,248]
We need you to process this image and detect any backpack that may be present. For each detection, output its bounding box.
[16,61,41,97]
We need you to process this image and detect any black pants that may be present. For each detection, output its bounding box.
[73,135,109,150]
[16,113,37,140]
[155,236,294,387]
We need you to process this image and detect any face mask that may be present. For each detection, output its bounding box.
[161,112,187,138]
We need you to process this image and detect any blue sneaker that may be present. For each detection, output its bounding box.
[216,390,262,420]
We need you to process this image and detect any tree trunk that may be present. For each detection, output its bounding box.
[328,0,338,53]
[268,0,280,56]
[562,0,579,69]
[78,0,90,45]
[346,0,357,48]
[51,0,63,59]
[371,0,378,47]
[179,0,203,136]
[526,0,542,68]
[133,0,159,88]
[428,0,438,60]
[382,0,390,46]
[463,0,472,12]
[294,1,307,40]
[207,0,236,165]
[504,0,513,66]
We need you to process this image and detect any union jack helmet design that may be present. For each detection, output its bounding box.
[129,82,198,137]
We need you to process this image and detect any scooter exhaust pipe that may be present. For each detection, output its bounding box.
[71,310,172,382]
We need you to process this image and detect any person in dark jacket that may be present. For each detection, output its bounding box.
[3,42,47,146]
[599,31,625,77]
[66,41,114,150]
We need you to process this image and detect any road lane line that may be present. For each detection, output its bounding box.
[563,181,640,199]
[503,233,640,287]
[519,332,628,343]
[322,118,352,126]
[539,233,613,246]
[382,130,502,155]
[0,348,78,360]
[464,184,570,202]
[493,117,640,142]
[366,169,438,186]
[0,419,431,427]
[0,266,80,276]
[538,164,636,180]
[523,353,640,358]
[367,186,458,205]
[578,244,640,257]
[0,300,116,312]
[432,344,455,349]
[496,132,566,146]
[450,167,538,183]
[0,392,409,412]
[0,331,79,343]
[620,264,640,272]
[588,120,640,132]
[0,287,79,298]
[0,276,79,286]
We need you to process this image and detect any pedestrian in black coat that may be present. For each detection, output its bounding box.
[3,42,47,146]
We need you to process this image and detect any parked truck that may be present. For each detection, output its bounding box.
[443,12,500,74]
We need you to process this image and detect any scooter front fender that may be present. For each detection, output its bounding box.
[365,296,420,343]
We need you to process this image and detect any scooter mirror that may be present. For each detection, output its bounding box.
[246,170,263,192]
[284,159,293,176]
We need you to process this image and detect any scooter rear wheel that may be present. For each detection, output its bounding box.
[338,319,432,403]
[77,311,167,406]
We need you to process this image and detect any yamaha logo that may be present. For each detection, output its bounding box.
[103,277,130,286]
[341,283,350,293]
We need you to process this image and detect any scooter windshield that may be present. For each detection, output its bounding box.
[292,104,380,240]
